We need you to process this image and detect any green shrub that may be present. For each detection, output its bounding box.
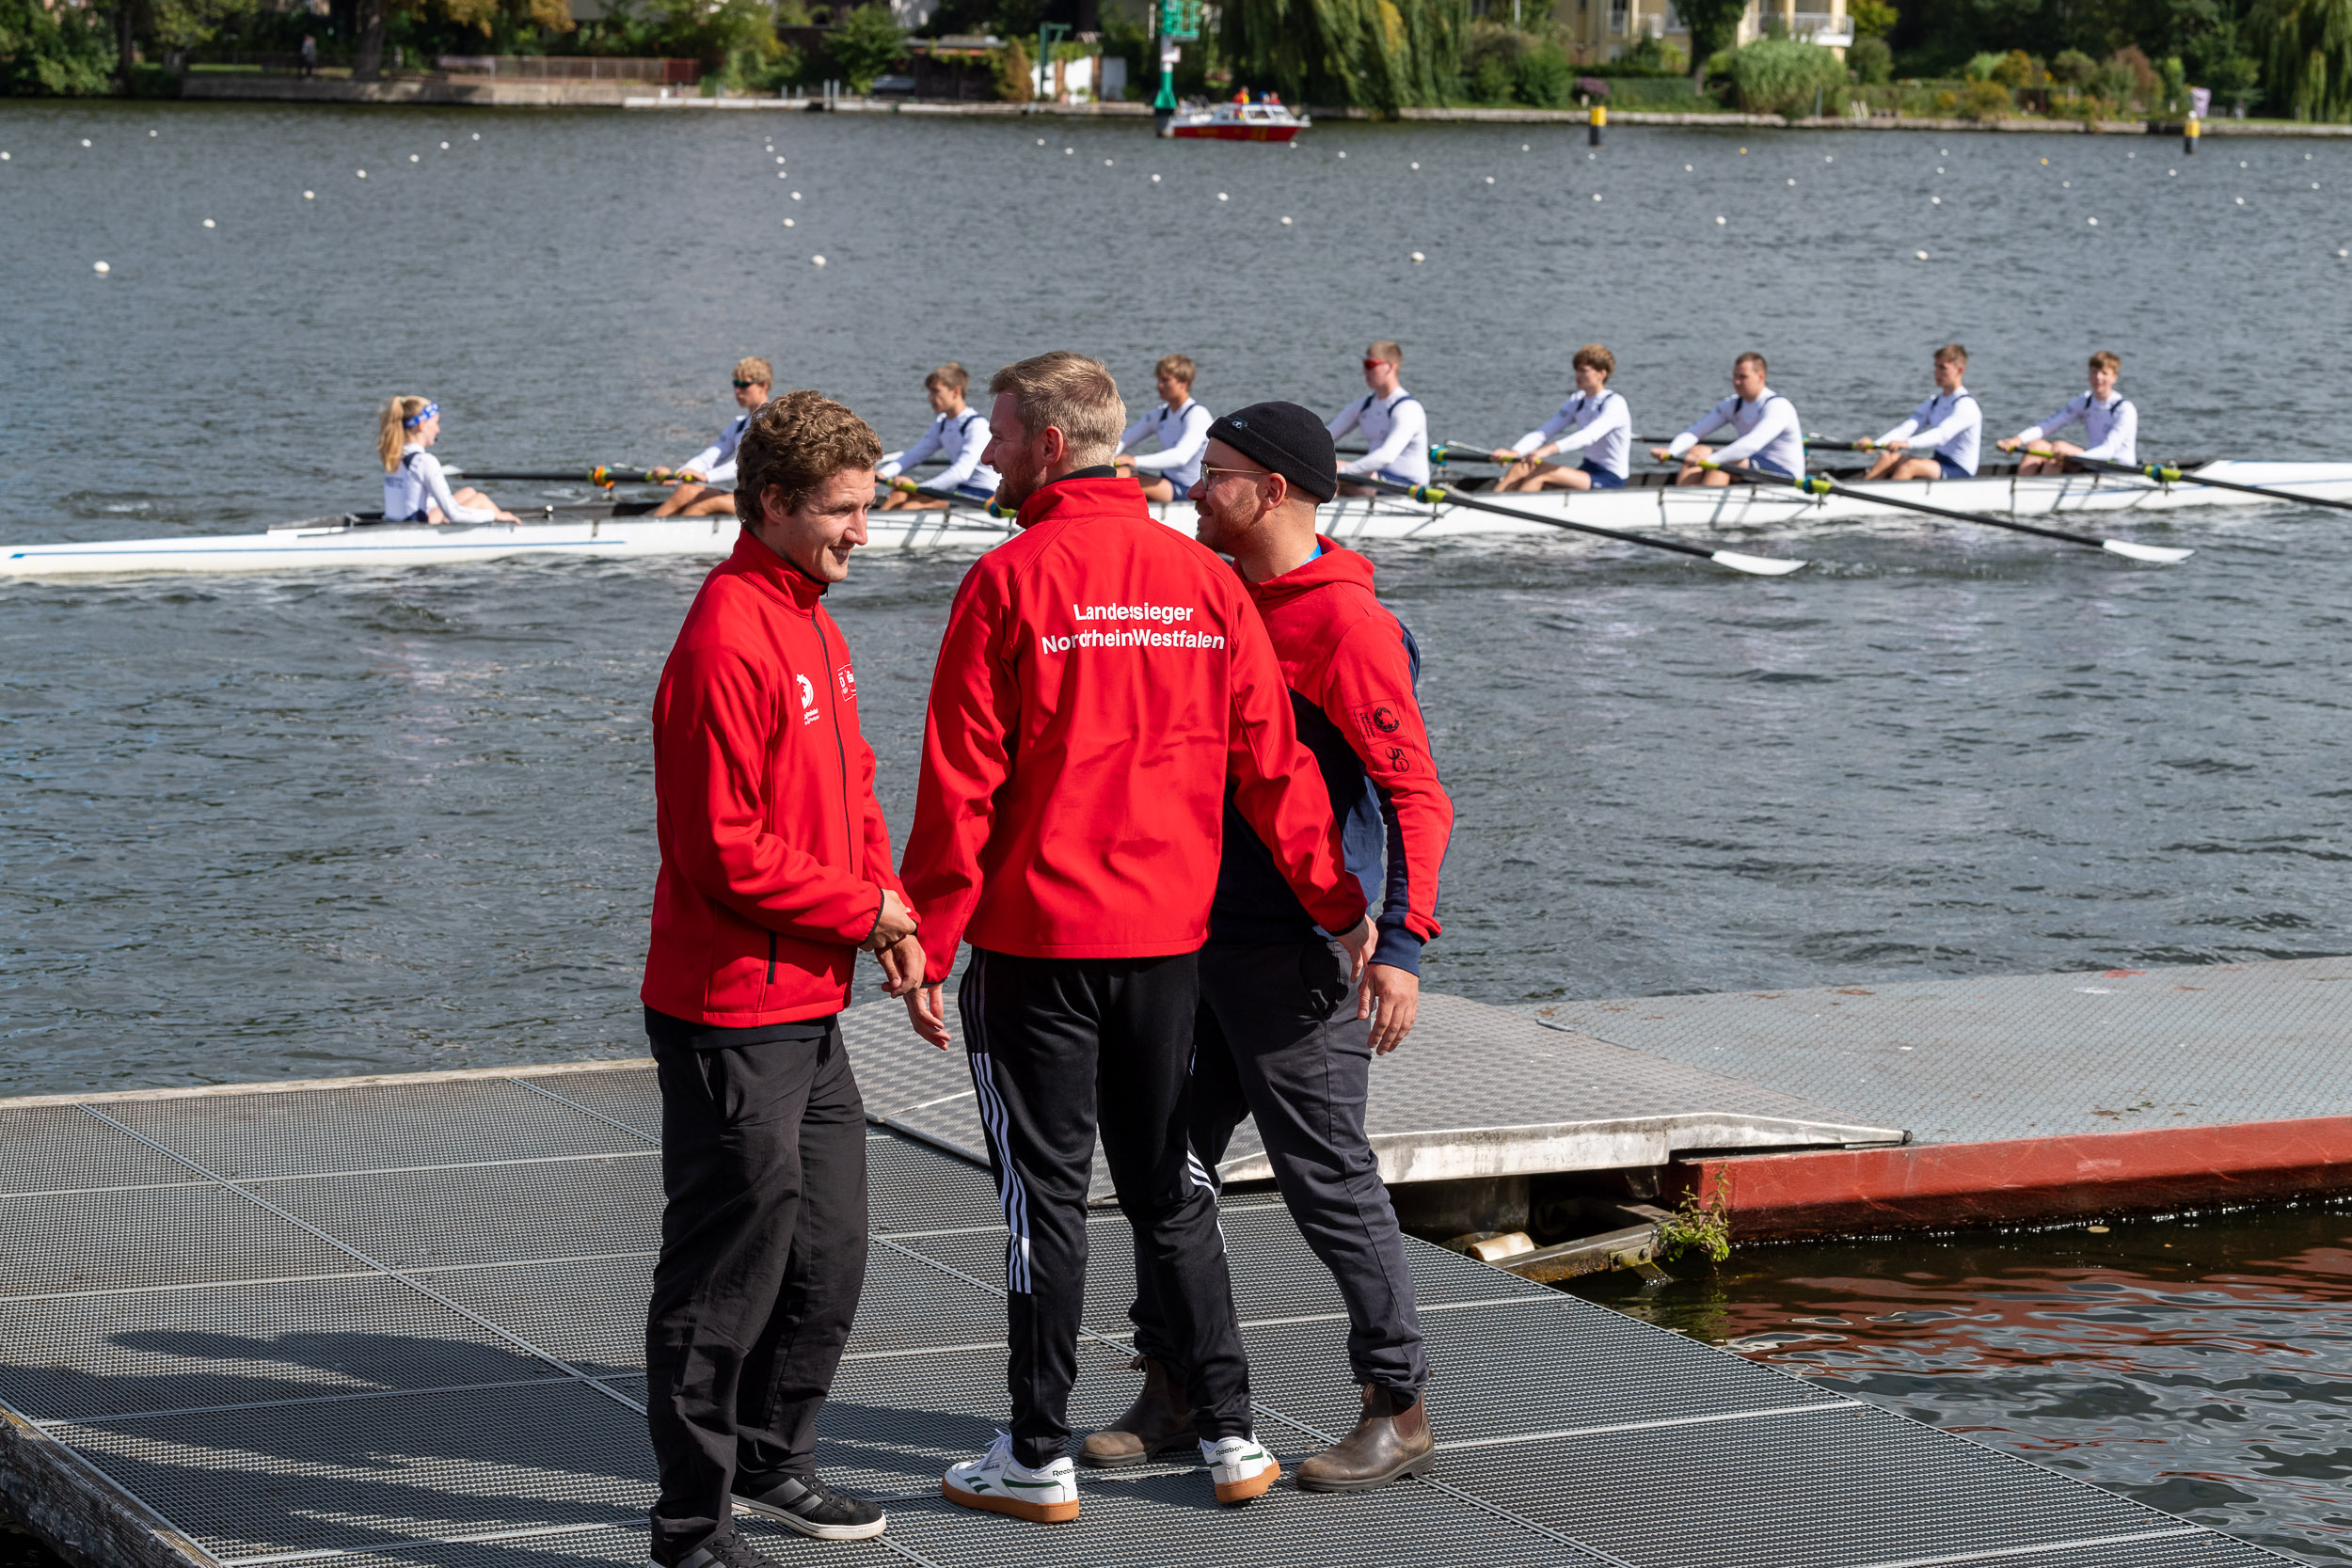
[1963,50,2001,81]
[126,60,183,94]
[1513,38,1572,107]
[827,1,901,92]
[1724,36,1842,117]
[2050,47,2095,86]
[1848,34,1890,84]
[0,0,116,95]
[1959,77,2011,119]
[1459,18,1521,103]
[1990,48,2036,87]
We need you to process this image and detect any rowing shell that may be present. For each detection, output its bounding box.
[7,461,2347,579]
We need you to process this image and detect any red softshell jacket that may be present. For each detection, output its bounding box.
[900,474,1368,984]
[641,531,906,1025]
[1238,538,1451,967]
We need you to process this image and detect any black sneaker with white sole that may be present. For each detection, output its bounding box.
[649,1529,784,1568]
[732,1471,888,1541]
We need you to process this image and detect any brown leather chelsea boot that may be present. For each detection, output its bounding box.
[1079,1355,1196,1468]
[1295,1385,1436,1493]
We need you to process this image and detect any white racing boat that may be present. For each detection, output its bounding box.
[6,460,2349,579]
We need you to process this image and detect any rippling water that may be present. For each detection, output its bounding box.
[4,100,2349,1558]
[1574,1203,2352,1564]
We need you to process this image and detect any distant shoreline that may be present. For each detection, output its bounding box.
[166,74,2352,136]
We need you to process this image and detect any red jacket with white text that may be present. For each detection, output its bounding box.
[641,531,905,1026]
[899,473,1367,983]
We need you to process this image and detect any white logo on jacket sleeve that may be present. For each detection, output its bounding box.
[1041,601,1227,657]
[797,673,820,723]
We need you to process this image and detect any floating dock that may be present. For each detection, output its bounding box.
[0,971,2325,1568]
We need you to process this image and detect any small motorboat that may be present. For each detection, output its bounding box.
[1168,89,1310,141]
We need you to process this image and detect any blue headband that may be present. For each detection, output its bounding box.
[403,401,439,428]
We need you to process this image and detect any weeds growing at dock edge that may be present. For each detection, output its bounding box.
[1656,1177,1734,1266]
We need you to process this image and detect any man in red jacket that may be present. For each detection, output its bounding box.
[1090,403,1453,1493]
[898,353,1373,1524]
[641,391,921,1568]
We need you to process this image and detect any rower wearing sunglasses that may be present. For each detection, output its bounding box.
[651,357,772,518]
[1327,341,1429,498]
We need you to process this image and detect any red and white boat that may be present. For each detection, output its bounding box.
[1168,89,1310,141]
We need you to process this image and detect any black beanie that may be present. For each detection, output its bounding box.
[1206,401,1339,503]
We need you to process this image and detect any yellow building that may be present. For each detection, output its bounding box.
[1556,0,1852,63]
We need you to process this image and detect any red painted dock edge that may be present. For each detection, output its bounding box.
[1675,1114,2352,1238]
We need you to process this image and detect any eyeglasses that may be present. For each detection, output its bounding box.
[732,380,762,389]
[1199,465,1271,482]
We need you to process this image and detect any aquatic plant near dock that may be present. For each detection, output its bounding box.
[1655,1176,1733,1266]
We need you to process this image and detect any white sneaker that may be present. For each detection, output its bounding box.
[942,1432,1081,1524]
[1200,1433,1281,1505]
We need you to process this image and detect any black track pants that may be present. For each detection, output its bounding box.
[959,946,1252,1469]
[644,1024,867,1561]
[1133,938,1427,1399]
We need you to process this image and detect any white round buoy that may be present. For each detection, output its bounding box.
[2061,181,2070,187]
[1684,163,1692,171]
[149,129,158,137]
[1915,250,1929,261]
[1521,143,1529,150]
[1587,151,1595,160]
[470,133,479,139]
[783,217,795,227]
[1824,154,1834,163]
[1280,215,1293,225]
[80,138,90,148]
[791,191,801,199]
[1216,192,1228,201]
[1592,192,1601,201]
[1337,150,1346,159]
[1786,177,1795,185]
[409,153,419,163]
[2169,169,2177,177]
[1936,166,1943,173]
[2240,160,2248,167]
[1715,215,1726,225]
[303,190,314,199]
[776,155,785,163]
[93,261,109,273]
[2338,247,2348,258]
[202,218,215,228]
[1409,251,1424,262]
[1931,196,1941,204]
[1410,162,1419,169]
[2088,216,2099,225]
[1037,137,1044,145]
[2314,182,2322,189]
[1484,175,1493,183]
[440,141,450,150]
[812,255,826,265]
[1151,173,1160,182]
[356,169,367,178]
[1104,158,1112,166]
[1063,147,1073,154]
[2234,196,2245,205]
[3,152,12,161]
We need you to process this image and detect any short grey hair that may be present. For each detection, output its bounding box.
[989,352,1125,467]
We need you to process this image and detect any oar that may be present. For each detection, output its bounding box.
[1430,442,1514,465]
[1703,461,2191,563]
[1360,475,1805,576]
[447,467,667,485]
[2012,446,2352,515]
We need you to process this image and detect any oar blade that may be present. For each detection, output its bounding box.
[2100,539,2194,563]
[1709,549,1807,576]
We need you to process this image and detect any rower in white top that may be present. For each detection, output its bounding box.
[1653,352,1804,488]
[378,397,516,525]
[1114,354,1214,502]
[1998,350,2137,475]
[651,356,771,518]
[1328,340,1430,495]
[1858,343,1981,482]
[1489,343,1631,493]
[877,362,1001,512]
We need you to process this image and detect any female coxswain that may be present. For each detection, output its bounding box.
[379,398,516,525]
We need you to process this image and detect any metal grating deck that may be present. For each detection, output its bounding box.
[1537,957,2352,1145]
[0,1065,2299,1568]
